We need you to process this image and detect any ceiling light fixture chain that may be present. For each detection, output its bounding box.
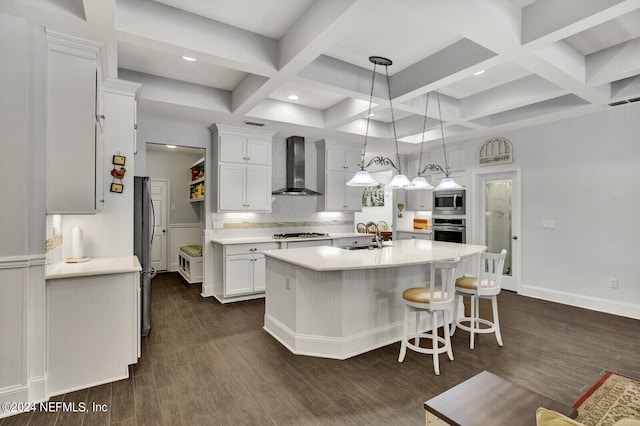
[436,89,451,178]
[347,56,411,188]
[357,60,378,171]
[407,89,462,191]
[416,91,430,176]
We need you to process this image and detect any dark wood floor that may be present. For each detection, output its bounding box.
[3,272,639,425]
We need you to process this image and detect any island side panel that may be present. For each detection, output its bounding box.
[264,258,299,351]
[265,257,447,360]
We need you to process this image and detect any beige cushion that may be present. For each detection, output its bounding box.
[402,288,444,303]
[614,420,640,426]
[536,408,583,426]
[455,276,478,290]
[455,277,497,290]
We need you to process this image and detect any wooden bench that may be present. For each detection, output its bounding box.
[178,245,203,284]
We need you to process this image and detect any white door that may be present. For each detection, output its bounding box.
[472,168,521,292]
[150,179,168,271]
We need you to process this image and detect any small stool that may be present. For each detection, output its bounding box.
[451,249,507,349]
[398,256,461,375]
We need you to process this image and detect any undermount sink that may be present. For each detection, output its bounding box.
[342,245,389,250]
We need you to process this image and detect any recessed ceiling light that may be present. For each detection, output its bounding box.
[166,145,177,149]
[287,95,299,101]
[368,113,375,117]
[182,56,197,62]
[473,69,486,76]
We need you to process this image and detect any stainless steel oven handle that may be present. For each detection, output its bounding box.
[433,226,465,232]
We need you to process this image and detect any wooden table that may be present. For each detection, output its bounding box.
[424,371,577,425]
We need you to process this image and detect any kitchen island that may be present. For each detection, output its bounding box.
[262,239,486,359]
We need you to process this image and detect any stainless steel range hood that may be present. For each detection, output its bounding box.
[272,136,321,196]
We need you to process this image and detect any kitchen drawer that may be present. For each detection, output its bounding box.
[224,242,279,256]
[333,236,374,248]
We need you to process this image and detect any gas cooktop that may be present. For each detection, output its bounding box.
[272,232,330,239]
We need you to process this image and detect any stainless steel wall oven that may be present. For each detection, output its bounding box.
[432,218,466,244]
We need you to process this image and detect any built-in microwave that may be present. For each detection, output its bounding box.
[433,189,465,215]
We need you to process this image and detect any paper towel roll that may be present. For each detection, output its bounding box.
[71,226,83,259]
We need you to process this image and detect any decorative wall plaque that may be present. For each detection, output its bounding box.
[479,137,513,166]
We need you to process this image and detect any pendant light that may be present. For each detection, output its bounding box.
[406,90,462,191]
[405,92,434,190]
[347,56,410,188]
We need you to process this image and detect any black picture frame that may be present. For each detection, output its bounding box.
[113,155,126,166]
[110,183,123,193]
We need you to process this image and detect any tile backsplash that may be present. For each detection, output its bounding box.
[210,195,354,238]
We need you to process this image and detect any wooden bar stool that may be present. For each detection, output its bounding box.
[398,256,461,375]
[450,249,507,349]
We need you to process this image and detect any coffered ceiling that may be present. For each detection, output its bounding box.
[4,0,640,155]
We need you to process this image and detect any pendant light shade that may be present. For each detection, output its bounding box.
[405,176,434,190]
[434,177,463,191]
[387,173,412,189]
[347,170,379,187]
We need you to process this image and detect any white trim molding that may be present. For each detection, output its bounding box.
[521,284,640,320]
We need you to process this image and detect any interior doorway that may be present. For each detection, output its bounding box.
[472,167,521,292]
[146,143,206,273]
[150,179,168,271]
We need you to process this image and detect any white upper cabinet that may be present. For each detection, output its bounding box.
[219,133,271,165]
[326,145,362,172]
[431,150,465,173]
[211,124,275,212]
[315,140,363,212]
[46,32,105,214]
[406,187,433,211]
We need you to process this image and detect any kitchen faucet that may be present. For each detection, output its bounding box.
[367,222,383,249]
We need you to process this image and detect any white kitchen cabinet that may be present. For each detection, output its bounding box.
[324,171,363,211]
[225,253,265,296]
[212,241,279,302]
[211,124,274,212]
[46,32,105,214]
[218,163,271,211]
[46,257,140,396]
[219,133,271,165]
[326,145,362,172]
[406,188,433,211]
[316,139,363,212]
[432,150,465,172]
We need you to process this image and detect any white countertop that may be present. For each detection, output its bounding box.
[263,239,486,271]
[46,256,142,280]
[209,232,367,245]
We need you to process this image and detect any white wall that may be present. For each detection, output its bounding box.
[466,103,640,318]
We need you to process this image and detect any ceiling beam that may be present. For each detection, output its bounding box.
[82,0,115,29]
[230,0,386,117]
[116,0,278,76]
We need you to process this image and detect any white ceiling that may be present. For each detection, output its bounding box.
[5,0,640,156]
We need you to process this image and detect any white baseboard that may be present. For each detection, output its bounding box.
[520,285,640,320]
[264,314,408,360]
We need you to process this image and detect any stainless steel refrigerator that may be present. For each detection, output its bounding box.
[134,176,156,337]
